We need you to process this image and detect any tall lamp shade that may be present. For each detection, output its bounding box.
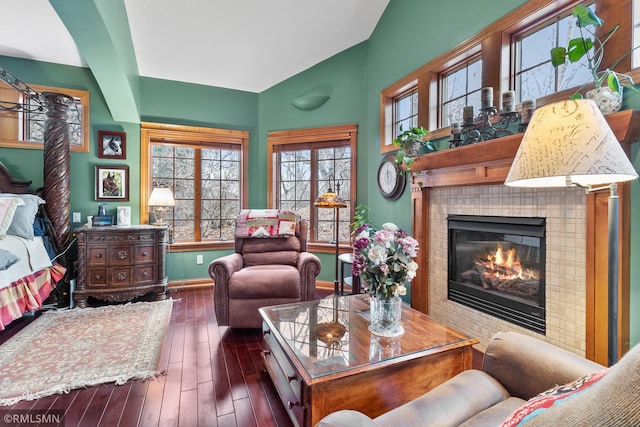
[505,99,638,366]
[505,99,638,187]
[314,184,347,295]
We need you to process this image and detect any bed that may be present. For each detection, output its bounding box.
[0,163,67,330]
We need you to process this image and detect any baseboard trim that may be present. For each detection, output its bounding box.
[168,278,213,291]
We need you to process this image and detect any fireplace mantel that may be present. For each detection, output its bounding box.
[409,109,640,189]
[408,109,640,364]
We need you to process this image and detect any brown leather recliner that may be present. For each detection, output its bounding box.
[209,217,321,328]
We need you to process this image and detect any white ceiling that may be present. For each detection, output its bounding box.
[0,0,389,93]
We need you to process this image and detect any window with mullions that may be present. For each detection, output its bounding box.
[441,57,482,127]
[22,95,84,147]
[276,145,351,244]
[393,89,418,139]
[151,144,241,242]
[516,4,594,102]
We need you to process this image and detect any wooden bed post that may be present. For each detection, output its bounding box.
[42,92,74,249]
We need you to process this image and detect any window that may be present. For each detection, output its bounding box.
[441,57,483,127]
[393,89,419,138]
[379,0,636,143]
[0,83,89,152]
[140,123,249,250]
[268,124,357,251]
[515,5,594,102]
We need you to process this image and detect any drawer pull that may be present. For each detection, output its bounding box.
[262,349,271,356]
[142,251,148,256]
[117,250,128,260]
[142,271,148,277]
[287,401,301,409]
[95,274,102,280]
[286,374,297,383]
[95,253,102,258]
[118,272,128,280]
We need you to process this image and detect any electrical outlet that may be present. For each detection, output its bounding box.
[196,254,204,265]
[72,212,81,223]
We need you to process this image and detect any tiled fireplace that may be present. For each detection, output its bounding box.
[428,185,586,354]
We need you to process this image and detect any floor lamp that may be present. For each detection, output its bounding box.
[313,182,348,343]
[314,181,348,295]
[505,99,638,366]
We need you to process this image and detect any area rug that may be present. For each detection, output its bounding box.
[0,299,173,406]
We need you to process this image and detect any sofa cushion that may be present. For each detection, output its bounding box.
[243,250,299,267]
[501,340,640,426]
[240,237,300,266]
[229,265,301,299]
[460,397,525,427]
[374,369,511,427]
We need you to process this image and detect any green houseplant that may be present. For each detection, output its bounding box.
[393,125,432,172]
[550,5,640,112]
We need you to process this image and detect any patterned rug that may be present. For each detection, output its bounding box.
[0,299,173,406]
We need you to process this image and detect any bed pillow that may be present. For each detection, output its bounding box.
[0,248,20,270]
[0,197,25,238]
[0,194,45,240]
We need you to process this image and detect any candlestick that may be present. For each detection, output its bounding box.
[463,106,474,125]
[520,99,536,125]
[451,122,461,134]
[481,87,493,109]
[502,90,516,113]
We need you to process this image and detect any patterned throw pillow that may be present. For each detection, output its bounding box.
[0,197,25,238]
[500,369,609,426]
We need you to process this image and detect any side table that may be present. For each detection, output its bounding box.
[338,253,361,295]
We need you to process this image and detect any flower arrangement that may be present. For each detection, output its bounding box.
[352,222,419,301]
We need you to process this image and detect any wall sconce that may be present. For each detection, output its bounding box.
[148,187,175,226]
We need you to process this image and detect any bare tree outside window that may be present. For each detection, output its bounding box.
[516,5,594,102]
[441,58,483,127]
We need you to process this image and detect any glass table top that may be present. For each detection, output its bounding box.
[259,294,475,380]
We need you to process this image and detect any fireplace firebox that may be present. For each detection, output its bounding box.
[447,215,546,334]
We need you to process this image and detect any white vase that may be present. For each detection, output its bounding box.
[368,295,404,337]
[586,86,623,115]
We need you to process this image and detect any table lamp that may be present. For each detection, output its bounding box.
[148,187,175,226]
[505,99,638,365]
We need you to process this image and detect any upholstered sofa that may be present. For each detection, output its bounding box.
[209,214,321,328]
[317,331,640,426]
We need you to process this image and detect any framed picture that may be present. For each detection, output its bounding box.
[95,165,129,201]
[97,131,126,159]
[117,206,132,226]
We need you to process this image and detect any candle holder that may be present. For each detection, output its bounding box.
[450,106,518,148]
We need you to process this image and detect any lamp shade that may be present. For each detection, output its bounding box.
[148,187,175,207]
[314,187,347,209]
[505,100,638,187]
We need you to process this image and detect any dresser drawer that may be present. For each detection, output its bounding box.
[87,247,108,266]
[135,265,154,283]
[110,245,134,265]
[262,330,305,426]
[135,245,155,263]
[110,267,133,286]
[87,268,108,286]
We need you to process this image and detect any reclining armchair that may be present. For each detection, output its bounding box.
[209,210,321,328]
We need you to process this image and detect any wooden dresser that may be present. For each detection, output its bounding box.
[74,225,168,308]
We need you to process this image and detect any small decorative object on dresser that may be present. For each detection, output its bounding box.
[117,206,131,226]
[73,225,168,308]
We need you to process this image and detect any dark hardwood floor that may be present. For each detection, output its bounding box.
[0,287,304,427]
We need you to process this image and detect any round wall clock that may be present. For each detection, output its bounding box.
[377,154,406,200]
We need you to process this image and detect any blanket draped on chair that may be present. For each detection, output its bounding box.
[235,209,298,238]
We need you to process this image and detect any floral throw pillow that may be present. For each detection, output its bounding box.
[501,369,608,426]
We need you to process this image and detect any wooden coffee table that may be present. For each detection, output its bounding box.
[259,294,478,426]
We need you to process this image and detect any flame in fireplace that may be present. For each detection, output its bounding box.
[478,244,537,281]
